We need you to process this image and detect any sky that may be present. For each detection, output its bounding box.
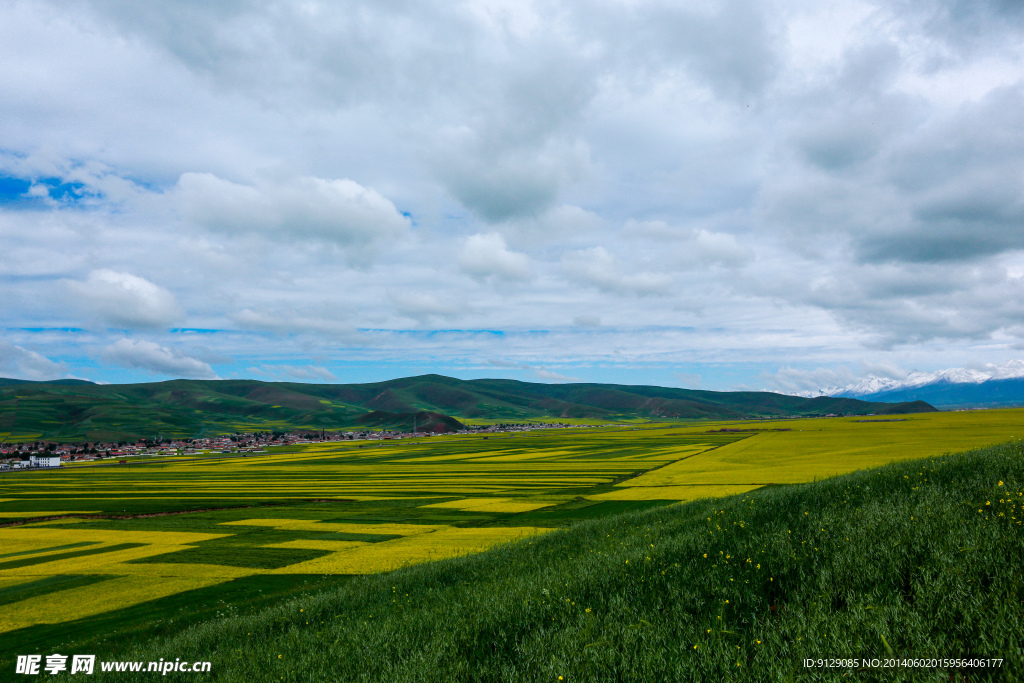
[1,0,1023,393]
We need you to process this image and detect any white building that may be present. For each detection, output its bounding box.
[29,455,61,468]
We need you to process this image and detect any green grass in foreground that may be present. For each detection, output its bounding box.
[4,575,357,662]
[58,441,1024,682]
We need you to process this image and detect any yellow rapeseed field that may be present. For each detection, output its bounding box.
[420,498,562,513]
[618,411,1024,488]
[0,527,229,553]
[0,510,100,518]
[260,539,369,552]
[219,519,444,536]
[3,411,1022,634]
[268,526,554,574]
[0,527,250,632]
[588,485,764,501]
[0,574,250,634]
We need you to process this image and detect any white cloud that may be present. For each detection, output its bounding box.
[3,0,1024,388]
[0,340,67,381]
[175,173,409,258]
[674,372,702,388]
[501,204,605,246]
[486,358,522,369]
[760,365,860,396]
[485,358,580,382]
[283,365,337,381]
[230,308,363,340]
[389,290,465,323]
[626,221,754,268]
[248,364,337,382]
[458,233,533,282]
[532,367,580,382]
[102,338,219,379]
[561,247,672,296]
[686,229,754,267]
[434,131,590,222]
[67,270,184,329]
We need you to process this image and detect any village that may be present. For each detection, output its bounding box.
[0,422,585,469]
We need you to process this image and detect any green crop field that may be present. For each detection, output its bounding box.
[0,409,1021,679]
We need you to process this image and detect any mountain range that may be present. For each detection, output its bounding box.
[815,360,1024,408]
[0,374,935,442]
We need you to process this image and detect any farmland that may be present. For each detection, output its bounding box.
[0,408,1022,674]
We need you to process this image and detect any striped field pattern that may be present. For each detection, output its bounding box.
[1,410,1021,641]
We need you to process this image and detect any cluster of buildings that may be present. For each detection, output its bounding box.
[0,434,276,469]
[0,421,585,470]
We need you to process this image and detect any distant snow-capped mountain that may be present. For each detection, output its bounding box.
[817,360,1024,407]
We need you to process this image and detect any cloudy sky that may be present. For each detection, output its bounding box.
[2,0,1023,393]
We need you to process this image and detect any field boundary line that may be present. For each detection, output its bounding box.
[0,502,299,529]
[606,433,759,487]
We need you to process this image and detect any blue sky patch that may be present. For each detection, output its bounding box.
[0,176,32,203]
[0,175,92,207]
[39,177,88,202]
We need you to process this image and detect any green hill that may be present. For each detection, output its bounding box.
[0,374,936,442]
[71,439,1022,681]
[354,410,466,433]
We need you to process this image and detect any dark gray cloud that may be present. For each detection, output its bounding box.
[613,0,781,101]
[890,0,1024,54]
[861,85,1024,262]
[792,260,1024,345]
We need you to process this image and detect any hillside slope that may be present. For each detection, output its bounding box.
[84,440,1022,681]
[0,374,936,441]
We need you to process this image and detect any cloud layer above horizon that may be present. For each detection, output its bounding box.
[1,0,1022,391]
